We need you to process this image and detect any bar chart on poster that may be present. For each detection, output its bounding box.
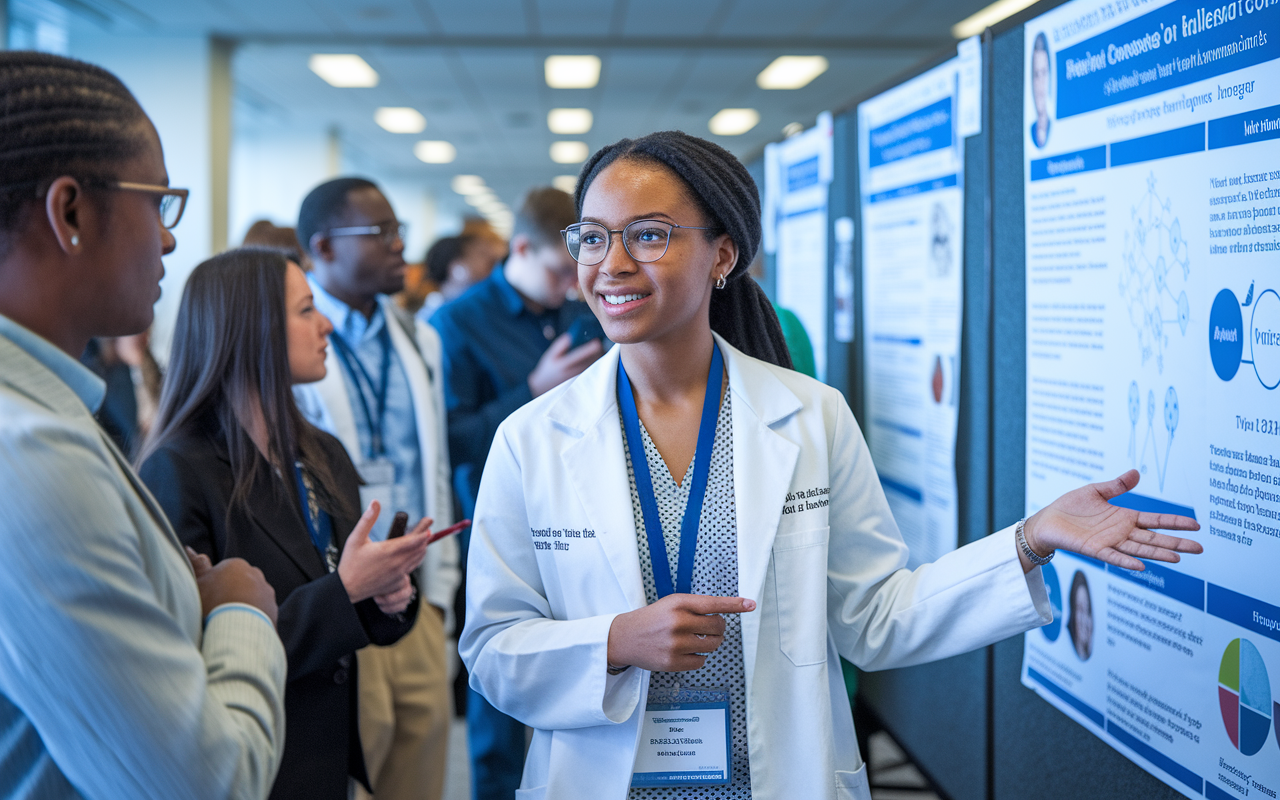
[1018,0,1280,797]
[858,57,967,567]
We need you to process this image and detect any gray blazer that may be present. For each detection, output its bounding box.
[0,327,287,800]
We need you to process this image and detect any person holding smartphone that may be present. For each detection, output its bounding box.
[429,185,603,799]
[137,247,434,800]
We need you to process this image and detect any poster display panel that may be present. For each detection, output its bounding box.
[768,112,834,381]
[858,58,965,566]
[1019,0,1280,797]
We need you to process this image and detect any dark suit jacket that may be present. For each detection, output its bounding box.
[139,417,418,800]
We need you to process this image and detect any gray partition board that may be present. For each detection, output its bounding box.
[849,53,994,800]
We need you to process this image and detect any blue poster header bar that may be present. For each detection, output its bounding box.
[1208,583,1280,644]
[868,173,959,203]
[1110,122,1205,166]
[868,96,953,168]
[786,156,820,192]
[1106,560,1205,610]
[1209,101,1280,148]
[1030,145,1107,181]
[1051,0,1280,119]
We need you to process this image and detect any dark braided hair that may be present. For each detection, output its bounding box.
[0,52,149,251]
[574,131,793,369]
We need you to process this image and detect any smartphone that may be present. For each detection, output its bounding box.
[566,316,605,349]
[386,511,410,540]
[428,519,471,545]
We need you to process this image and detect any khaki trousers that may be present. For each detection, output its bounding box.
[355,607,451,800]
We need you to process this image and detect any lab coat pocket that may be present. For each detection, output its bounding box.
[514,787,546,800]
[771,526,830,666]
[835,765,871,800]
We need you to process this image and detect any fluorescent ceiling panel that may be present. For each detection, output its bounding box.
[451,175,488,195]
[309,54,379,88]
[952,0,1039,37]
[550,141,590,164]
[548,108,593,134]
[708,108,760,136]
[553,175,578,193]
[545,55,601,88]
[414,140,456,163]
[375,107,426,133]
[756,56,828,89]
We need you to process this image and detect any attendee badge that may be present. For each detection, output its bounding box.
[357,458,395,523]
[631,687,731,788]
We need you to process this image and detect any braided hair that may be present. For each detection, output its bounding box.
[574,131,793,369]
[0,52,148,252]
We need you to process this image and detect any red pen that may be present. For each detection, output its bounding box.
[427,519,471,545]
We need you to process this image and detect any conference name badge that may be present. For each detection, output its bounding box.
[357,458,396,524]
[631,687,731,788]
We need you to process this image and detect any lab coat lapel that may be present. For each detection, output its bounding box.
[550,347,647,611]
[718,335,801,688]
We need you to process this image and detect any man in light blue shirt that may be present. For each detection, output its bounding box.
[294,177,459,800]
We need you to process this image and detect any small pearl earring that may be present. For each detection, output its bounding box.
[70,235,79,247]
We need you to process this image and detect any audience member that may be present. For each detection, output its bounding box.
[81,330,163,456]
[429,186,602,800]
[244,218,311,270]
[138,247,435,800]
[460,215,509,266]
[0,51,286,799]
[294,177,459,800]
[421,234,495,319]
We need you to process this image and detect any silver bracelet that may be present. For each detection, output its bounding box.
[1016,518,1053,566]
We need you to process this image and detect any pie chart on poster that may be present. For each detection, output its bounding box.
[1219,638,1272,756]
[1041,561,1062,642]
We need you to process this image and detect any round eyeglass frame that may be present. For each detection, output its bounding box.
[561,219,716,266]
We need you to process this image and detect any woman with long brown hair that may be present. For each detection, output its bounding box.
[138,246,434,800]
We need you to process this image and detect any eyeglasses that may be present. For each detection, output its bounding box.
[16,178,189,229]
[328,221,407,247]
[561,219,716,266]
[110,181,189,229]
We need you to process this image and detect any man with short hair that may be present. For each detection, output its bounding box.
[294,177,459,800]
[429,186,603,799]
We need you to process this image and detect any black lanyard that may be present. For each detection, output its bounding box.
[330,323,392,458]
[617,343,724,598]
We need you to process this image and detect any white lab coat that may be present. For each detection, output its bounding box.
[295,296,460,620]
[460,334,1052,800]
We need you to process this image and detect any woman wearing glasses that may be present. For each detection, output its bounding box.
[457,131,1201,800]
[137,247,435,800]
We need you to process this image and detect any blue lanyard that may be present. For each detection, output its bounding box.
[617,343,723,598]
[293,464,334,557]
[330,323,392,458]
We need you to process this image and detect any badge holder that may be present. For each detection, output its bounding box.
[632,686,732,788]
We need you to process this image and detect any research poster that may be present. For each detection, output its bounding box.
[1019,0,1280,797]
[770,112,833,381]
[857,58,965,567]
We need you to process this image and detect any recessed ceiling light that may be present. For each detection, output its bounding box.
[552,175,578,194]
[782,122,805,137]
[550,141,590,164]
[414,140,456,164]
[464,191,497,207]
[375,107,426,133]
[548,108,593,134]
[952,0,1038,37]
[309,54,379,88]
[756,56,828,90]
[451,175,487,195]
[477,199,507,215]
[545,55,601,89]
[708,108,760,136]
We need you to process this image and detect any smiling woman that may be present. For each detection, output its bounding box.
[458,130,1202,800]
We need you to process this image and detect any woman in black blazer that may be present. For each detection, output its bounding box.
[138,248,434,800]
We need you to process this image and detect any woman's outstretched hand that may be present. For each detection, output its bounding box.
[1022,469,1202,572]
[338,501,432,604]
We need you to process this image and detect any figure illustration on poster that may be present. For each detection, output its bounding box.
[1120,174,1191,375]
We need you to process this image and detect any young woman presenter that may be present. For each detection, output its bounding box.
[458,132,1201,800]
